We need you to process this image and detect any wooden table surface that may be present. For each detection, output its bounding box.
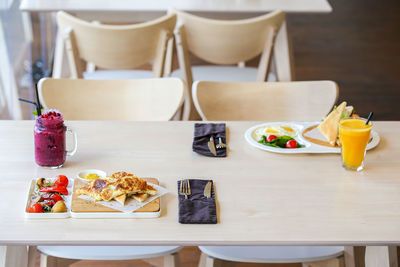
[20,0,332,13]
[0,120,399,246]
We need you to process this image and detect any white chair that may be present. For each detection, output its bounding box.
[170,9,291,119]
[36,77,184,267]
[193,80,344,266]
[38,78,186,121]
[192,80,339,121]
[38,246,182,267]
[199,246,344,266]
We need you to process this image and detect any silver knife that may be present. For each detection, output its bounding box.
[203,181,212,198]
[208,136,217,156]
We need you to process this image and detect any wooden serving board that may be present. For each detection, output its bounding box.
[71,178,160,213]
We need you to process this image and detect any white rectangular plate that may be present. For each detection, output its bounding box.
[25,178,72,219]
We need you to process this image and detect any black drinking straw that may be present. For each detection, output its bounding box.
[366,112,374,125]
[34,84,42,116]
[18,98,41,116]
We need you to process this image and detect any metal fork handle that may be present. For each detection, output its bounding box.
[185,179,191,197]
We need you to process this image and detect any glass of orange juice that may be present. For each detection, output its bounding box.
[339,118,372,171]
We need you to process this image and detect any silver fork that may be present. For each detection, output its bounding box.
[179,179,191,199]
[216,137,226,149]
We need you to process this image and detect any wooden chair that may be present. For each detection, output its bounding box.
[170,9,291,119]
[38,78,186,121]
[194,80,343,266]
[192,80,339,121]
[53,11,192,119]
[54,11,176,80]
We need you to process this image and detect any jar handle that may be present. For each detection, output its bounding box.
[66,127,78,157]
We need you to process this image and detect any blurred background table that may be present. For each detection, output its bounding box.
[20,0,332,16]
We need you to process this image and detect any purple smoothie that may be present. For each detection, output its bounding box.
[34,110,66,168]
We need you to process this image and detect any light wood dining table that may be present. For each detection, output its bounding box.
[0,120,399,266]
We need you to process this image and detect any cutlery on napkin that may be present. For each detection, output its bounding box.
[177,179,217,224]
[192,123,227,157]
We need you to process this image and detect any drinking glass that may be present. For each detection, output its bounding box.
[34,111,77,168]
[339,118,372,171]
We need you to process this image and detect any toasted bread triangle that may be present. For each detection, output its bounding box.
[132,193,148,202]
[318,102,347,144]
[114,194,126,205]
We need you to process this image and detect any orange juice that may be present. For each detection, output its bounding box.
[339,118,372,171]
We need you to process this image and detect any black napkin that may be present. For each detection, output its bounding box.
[178,179,217,224]
[192,123,226,157]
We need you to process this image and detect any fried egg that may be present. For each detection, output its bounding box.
[254,125,298,141]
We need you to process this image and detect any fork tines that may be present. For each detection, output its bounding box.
[216,137,226,149]
[179,179,191,199]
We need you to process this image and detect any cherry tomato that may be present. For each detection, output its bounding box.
[28,203,43,213]
[55,175,69,187]
[286,140,298,149]
[266,135,277,142]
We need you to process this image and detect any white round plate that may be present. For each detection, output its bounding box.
[244,122,380,154]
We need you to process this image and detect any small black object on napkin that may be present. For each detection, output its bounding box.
[178,179,217,224]
[192,123,226,157]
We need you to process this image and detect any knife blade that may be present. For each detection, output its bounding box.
[208,136,217,156]
[203,181,212,198]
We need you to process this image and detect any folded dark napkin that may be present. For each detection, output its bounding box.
[178,179,217,224]
[192,123,226,157]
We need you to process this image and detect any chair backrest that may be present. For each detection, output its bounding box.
[56,11,177,78]
[38,78,185,121]
[193,81,339,121]
[172,9,286,120]
[173,9,285,65]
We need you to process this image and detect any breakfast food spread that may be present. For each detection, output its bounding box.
[28,175,69,213]
[318,101,356,145]
[76,171,157,205]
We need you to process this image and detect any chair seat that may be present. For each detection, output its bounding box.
[38,246,182,260]
[171,66,276,82]
[83,70,154,80]
[199,246,344,263]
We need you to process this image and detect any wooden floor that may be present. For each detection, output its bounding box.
[289,0,400,120]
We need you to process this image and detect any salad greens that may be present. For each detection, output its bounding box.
[258,135,304,148]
